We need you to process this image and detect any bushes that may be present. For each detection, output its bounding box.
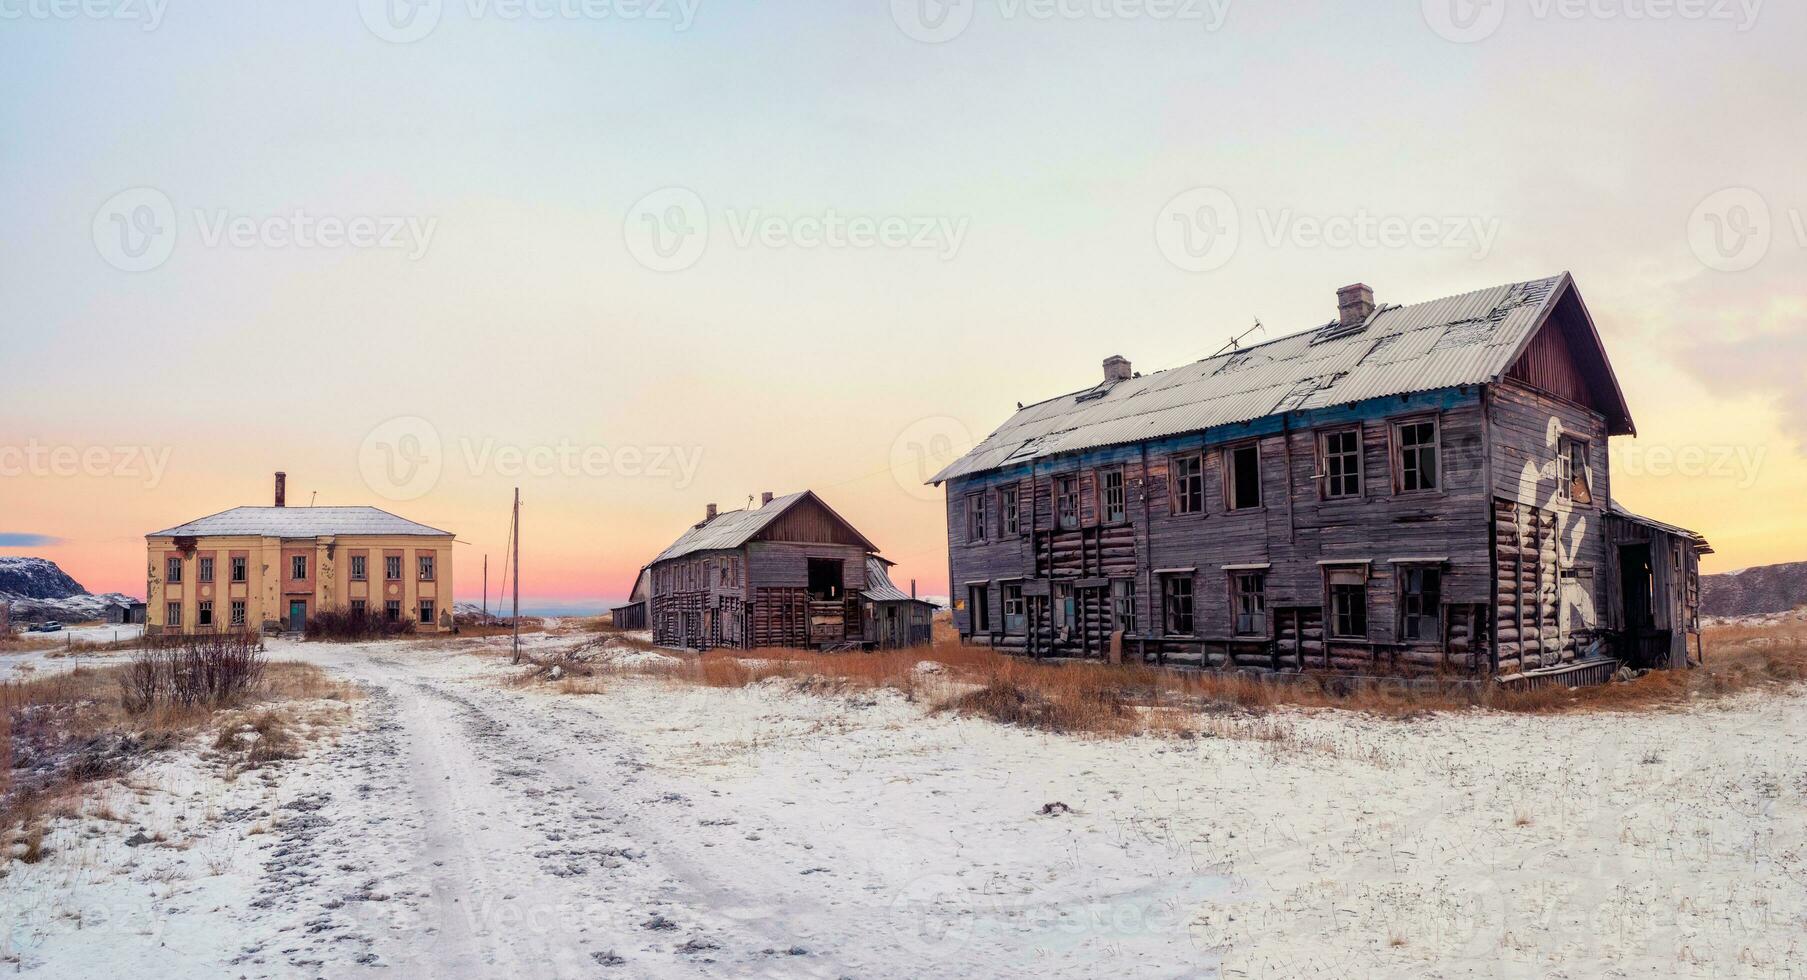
[305,607,416,642]
[120,633,266,713]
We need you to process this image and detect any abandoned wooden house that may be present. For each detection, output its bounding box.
[646,491,932,651]
[931,274,1710,685]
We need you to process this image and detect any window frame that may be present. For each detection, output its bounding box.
[1391,416,1442,495]
[419,600,436,625]
[1231,571,1268,637]
[385,555,403,581]
[1109,578,1137,635]
[1398,565,1443,644]
[1558,435,1594,505]
[351,598,367,616]
[966,492,989,543]
[1325,566,1370,640]
[197,600,214,627]
[418,554,436,582]
[166,556,183,584]
[1056,474,1080,530]
[1098,468,1127,526]
[1001,581,1027,635]
[1161,573,1196,637]
[198,556,215,584]
[1001,484,1021,536]
[229,599,246,627]
[166,601,181,626]
[385,600,402,623]
[1224,441,1263,512]
[230,556,248,583]
[968,583,992,635]
[1170,453,1205,516]
[1318,426,1365,501]
[290,555,308,581]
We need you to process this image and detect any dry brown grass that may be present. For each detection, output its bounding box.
[1,659,352,857]
[565,618,1807,739]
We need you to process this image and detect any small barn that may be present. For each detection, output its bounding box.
[610,567,651,631]
[646,491,928,652]
[859,557,937,649]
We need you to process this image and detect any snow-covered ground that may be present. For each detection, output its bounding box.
[5,632,1804,978]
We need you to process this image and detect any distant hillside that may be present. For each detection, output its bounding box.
[0,556,86,599]
[0,557,137,623]
[1701,561,1807,619]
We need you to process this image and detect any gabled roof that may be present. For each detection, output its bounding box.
[931,273,1634,484]
[651,491,877,564]
[860,556,935,605]
[148,506,452,538]
[1608,499,1713,554]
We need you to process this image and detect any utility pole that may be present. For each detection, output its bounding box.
[511,488,522,665]
[483,554,489,620]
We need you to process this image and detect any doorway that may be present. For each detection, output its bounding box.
[288,599,308,634]
[1618,543,1660,666]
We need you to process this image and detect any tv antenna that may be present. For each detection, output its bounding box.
[1211,318,1265,359]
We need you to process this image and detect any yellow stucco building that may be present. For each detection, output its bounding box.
[146,477,455,635]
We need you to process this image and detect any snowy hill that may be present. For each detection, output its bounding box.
[0,557,138,623]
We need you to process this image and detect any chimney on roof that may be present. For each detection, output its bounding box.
[1337,283,1375,328]
[1103,355,1132,383]
[274,472,287,508]
[761,491,774,506]
[706,503,718,521]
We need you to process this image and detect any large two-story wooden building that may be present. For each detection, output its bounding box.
[646,491,933,651]
[932,275,1709,685]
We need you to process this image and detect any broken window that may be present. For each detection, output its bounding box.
[1394,419,1440,493]
[1110,579,1137,634]
[351,599,367,616]
[1002,582,1026,634]
[230,600,246,627]
[385,555,402,580]
[1172,454,1204,515]
[967,493,989,543]
[1399,567,1442,643]
[232,556,248,582]
[1233,572,1267,636]
[1321,428,1362,499]
[1162,574,1195,636]
[808,558,844,601]
[1100,469,1126,524]
[1558,437,1593,504]
[198,600,214,627]
[1326,565,1369,639]
[1057,475,1080,530]
[419,601,435,625]
[1227,443,1262,510]
[418,555,435,581]
[1002,485,1020,535]
[385,601,402,622]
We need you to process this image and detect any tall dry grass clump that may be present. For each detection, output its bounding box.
[122,632,266,713]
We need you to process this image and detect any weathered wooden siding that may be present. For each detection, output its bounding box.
[946,387,1496,675]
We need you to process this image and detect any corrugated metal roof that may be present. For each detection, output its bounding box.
[931,274,1570,484]
[148,506,452,538]
[860,556,932,604]
[652,492,811,563]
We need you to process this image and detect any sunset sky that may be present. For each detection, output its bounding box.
[3,2,1804,610]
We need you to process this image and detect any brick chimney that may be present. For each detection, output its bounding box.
[1103,355,1132,383]
[705,503,718,521]
[761,491,774,506]
[274,472,287,508]
[1337,283,1375,328]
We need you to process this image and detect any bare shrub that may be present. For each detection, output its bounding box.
[306,607,417,642]
[121,633,265,713]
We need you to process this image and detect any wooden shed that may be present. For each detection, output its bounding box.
[859,556,937,649]
[609,567,651,631]
[646,491,923,651]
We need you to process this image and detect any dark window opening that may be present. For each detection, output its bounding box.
[231,556,248,582]
[1110,579,1136,634]
[966,493,989,543]
[1330,583,1368,639]
[808,558,845,601]
[1101,469,1126,524]
[1057,475,1080,530]
[1002,486,1020,535]
[1228,444,1262,510]
[1163,575,1195,636]
[1400,567,1442,642]
[968,584,991,634]
[1233,572,1267,636]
